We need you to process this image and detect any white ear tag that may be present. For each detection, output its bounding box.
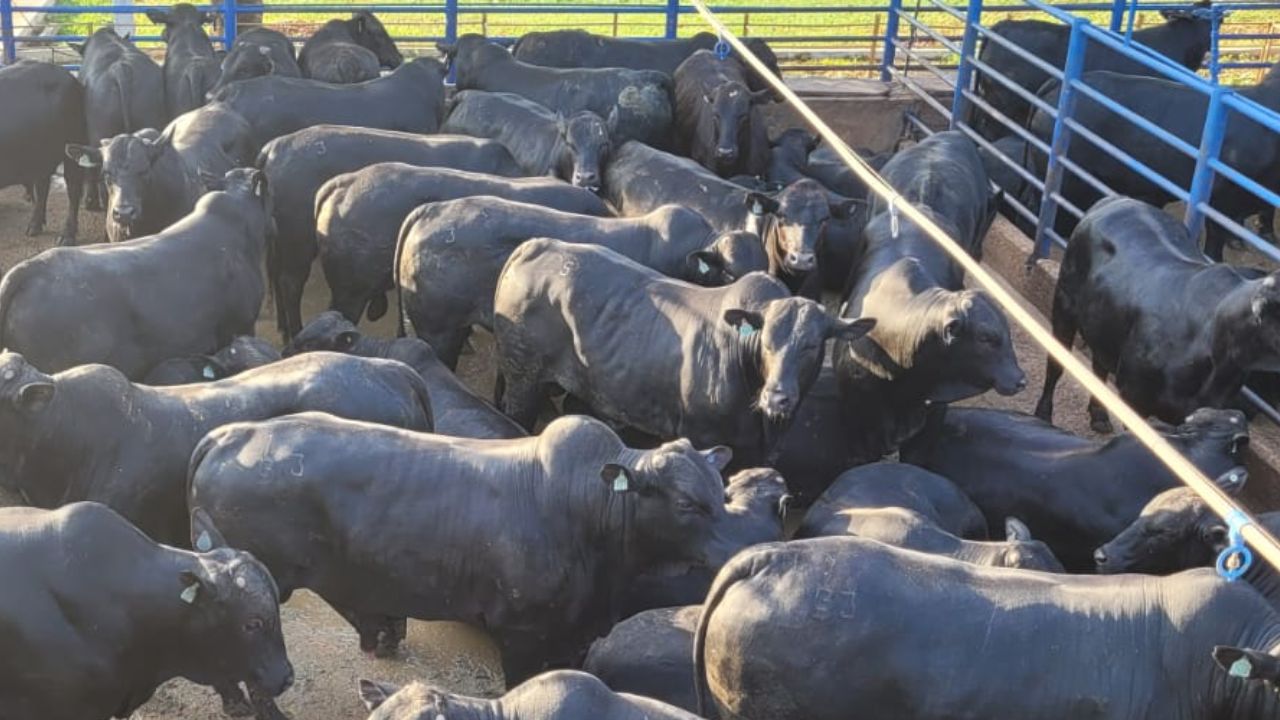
[751,200,764,216]
[77,155,96,168]
[697,258,711,275]
[2,370,14,381]
[180,583,199,604]
[613,474,629,492]
[1230,658,1253,678]
[195,531,213,552]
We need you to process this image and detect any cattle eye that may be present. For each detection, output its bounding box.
[675,497,698,513]
[244,617,265,634]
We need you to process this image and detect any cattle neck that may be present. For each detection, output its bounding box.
[592,446,646,625]
[1199,281,1273,408]
[848,282,954,383]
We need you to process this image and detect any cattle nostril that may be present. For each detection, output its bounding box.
[1094,548,1108,566]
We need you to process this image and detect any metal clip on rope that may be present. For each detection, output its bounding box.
[715,32,731,60]
[1217,509,1254,582]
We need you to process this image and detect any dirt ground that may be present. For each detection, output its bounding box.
[0,181,1102,719]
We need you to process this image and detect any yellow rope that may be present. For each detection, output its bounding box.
[688,0,1280,572]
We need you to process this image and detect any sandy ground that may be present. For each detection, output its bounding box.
[0,181,1101,719]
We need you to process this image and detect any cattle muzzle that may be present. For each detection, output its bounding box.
[759,387,796,420]
[572,171,600,193]
[784,251,816,273]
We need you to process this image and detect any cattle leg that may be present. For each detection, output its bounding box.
[84,167,103,212]
[59,160,83,246]
[499,636,548,687]
[25,175,51,236]
[1084,356,1115,434]
[1034,290,1078,423]
[426,327,470,371]
[275,275,305,342]
[22,182,34,203]
[500,373,545,432]
[213,683,254,718]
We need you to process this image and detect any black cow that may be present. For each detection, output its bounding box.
[674,50,771,178]
[493,239,874,464]
[147,4,219,117]
[900,406,1249,571]
[397,197,768,367]
[317,164,609,325]
[143,336,281,386]
[0,168,267,379]
[978,133,1040,238]
[511,29,781,95]
[0,60,85,245]
[442,90,612,190]
[1035,197,1280,431]
[284,311,524,439]
[806,141,892,198]
[208,57,447,149]
[189,412,730,681]
[624,467,789,616]
[65,102,255,242]
[360,671,701,720]
[605,141,857,296]
[442,34,672,147]
[976,2,1211,135]
[74,28,167,212]
[795,462,1063,571]
[0,503,292,720]
[258,126,522,341]
[694,537,1280,719]
[207,28,302,97]
[298,11,402,83]
[583,606,705,717]
[1029,65,1280,259]
[0,350,431,546]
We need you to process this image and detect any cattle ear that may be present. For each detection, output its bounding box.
[1214,467,1248,495]
[700,446,733,472]
[14,381,54,413]
[749,88,773,104]
[743,192,779,217]
[252,171,269,199]
[702,92,713,105]
[601,464,637,493]
[829,198,865,220]
[686,250,725,281]
[723,308,765,338]
[358,679,400,711]
[805,134,821,154]
[336,330,359,350]
[145,9,169,25]
[65,143,101,169]
[829,316,876,341]
[1199,521,1231,553]
[1213,646,1280,684]
[353,13,367,32]
[190,507,229,552]
[1005,517,1032,542]
[200,11,214,24]
[199,168,226,192]
[942,317,963,346]
[605,106,621,134]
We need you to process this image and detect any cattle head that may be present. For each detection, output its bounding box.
[69,131,167,242]
[556,110,611,193]
[754,179,855,275]
[921,289,1026,402]
[699,80,770,172]
[209,44,276,98]
[1092,467,1248,575]
[360,681,483,719]
[603,439,733,568]
[184,508,294,697]
[994,518,1064,572]
[1163,407,1250,476]
[707,468,790,564]
[214,336,281,373]
[686,230,768,286]
[348,10,402,69]
[1159,0,1210,22]
[146,3,213,41]
[203,167,273,233]
[437,34,504,82]
[1245,273,1280,363]
[770,128,820,172]
[282,311,360,357]
[725,298,876,421]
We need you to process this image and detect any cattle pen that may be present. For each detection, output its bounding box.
[8,0,1280,717]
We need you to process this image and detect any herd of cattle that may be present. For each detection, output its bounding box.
[4,4,1280,718]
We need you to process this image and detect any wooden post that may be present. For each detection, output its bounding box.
[871,13,881,70]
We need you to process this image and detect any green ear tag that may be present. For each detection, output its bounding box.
[738,322,756,338]
[180,583,199,604]
[195,531,212,552]
[1230,658,1254,678]
[613,475,629,492]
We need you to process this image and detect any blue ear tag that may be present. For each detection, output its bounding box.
[202,364,217,380]
[613,474,629,492]
[738,322,757,339]
[195,531,212,552]
[697,258,711,275]
[1230,658,1253,678]
[750,200,764,217]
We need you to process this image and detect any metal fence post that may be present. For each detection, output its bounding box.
[665,0,679,39]
[1033,18,1089,261]
[949,0,984,129]
[1,0,15,65]
[445,0,458,42]
[221,0,237,49]
[880,0,902,82]
[1125,0,1137,43]
[1183,86,1228,241]
[1108,0,1125,33]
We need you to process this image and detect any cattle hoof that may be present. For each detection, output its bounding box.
[1090,417,1114,434]
[55,234,76,247]
[25,222,44,237]
[221,694,255,718]
[374,639,401,659]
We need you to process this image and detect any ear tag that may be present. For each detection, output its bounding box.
[738,321,757,338]
[751,200,764,217]
[888,197,901,239]
[77,154,96,168]
[195,530,213,552]
[2,370,14,381]
[202,364,217,380]
[612,474,629,492]
[697,258,711,275]
[180,583,199,604]
[1230,658,1253,678]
